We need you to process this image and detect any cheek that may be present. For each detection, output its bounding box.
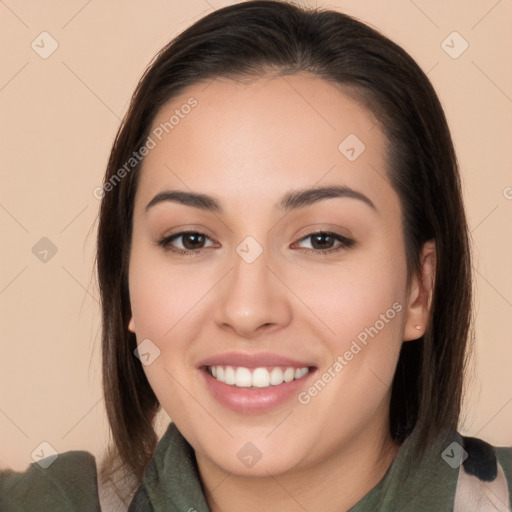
[128,259,209,416]
[293,247,408,408]
[127,249,223,407]
[296,265,406,422]
[295,256,406,348]
[128,246,216,340]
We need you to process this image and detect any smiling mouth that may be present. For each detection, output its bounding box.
[205,365,313,388]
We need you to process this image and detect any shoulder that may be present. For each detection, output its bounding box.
[453,435,512,512]
[0,450,101,512]
[495,442,512,477]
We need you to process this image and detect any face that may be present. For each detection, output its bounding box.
[127,73,429,478]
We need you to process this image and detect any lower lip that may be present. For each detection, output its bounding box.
[201,368,315,414]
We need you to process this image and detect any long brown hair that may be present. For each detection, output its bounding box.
[96,0,472,501]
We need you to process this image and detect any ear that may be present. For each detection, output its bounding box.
[403,240,436,341]
[128,316,136,333]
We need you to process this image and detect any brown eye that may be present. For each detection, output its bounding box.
[310,233,336,250]
[180,232,207,250]
[157,231,215,254]
[295,231,355,254]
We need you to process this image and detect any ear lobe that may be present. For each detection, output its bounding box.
[403,240,436,341]
[128,316,136,333]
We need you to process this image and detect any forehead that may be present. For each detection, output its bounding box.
[135,73,396,217]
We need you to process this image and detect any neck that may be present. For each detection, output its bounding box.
[196,420,400,512]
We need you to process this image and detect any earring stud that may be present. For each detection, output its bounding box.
[415,325,422,330]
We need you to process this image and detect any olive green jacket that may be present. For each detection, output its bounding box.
[2,422,511,511]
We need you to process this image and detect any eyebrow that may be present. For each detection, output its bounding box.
[145,185,377,214]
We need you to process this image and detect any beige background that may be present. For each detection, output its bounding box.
[1,0,511,471]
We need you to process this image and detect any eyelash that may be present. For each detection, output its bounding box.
[156,230,356,256]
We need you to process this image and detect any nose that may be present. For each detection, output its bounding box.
[212,246,293,339]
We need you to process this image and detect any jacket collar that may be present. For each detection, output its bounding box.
[132,422,461,512]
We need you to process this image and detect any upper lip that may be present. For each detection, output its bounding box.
[198,352,316,369]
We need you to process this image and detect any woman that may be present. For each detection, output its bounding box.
[1,1,511,511]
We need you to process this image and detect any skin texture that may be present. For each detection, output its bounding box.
[127,73,435,512]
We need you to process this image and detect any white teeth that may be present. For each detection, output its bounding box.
[283,368,295,382]
[235,367,252,387]
[269,367,284,385]
[224,366,236,385]
[252,368,270,388]
[208,365,310,388]
[296,368,308,378]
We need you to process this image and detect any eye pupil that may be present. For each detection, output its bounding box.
[183,233,205,249]
[311,233,334,249]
